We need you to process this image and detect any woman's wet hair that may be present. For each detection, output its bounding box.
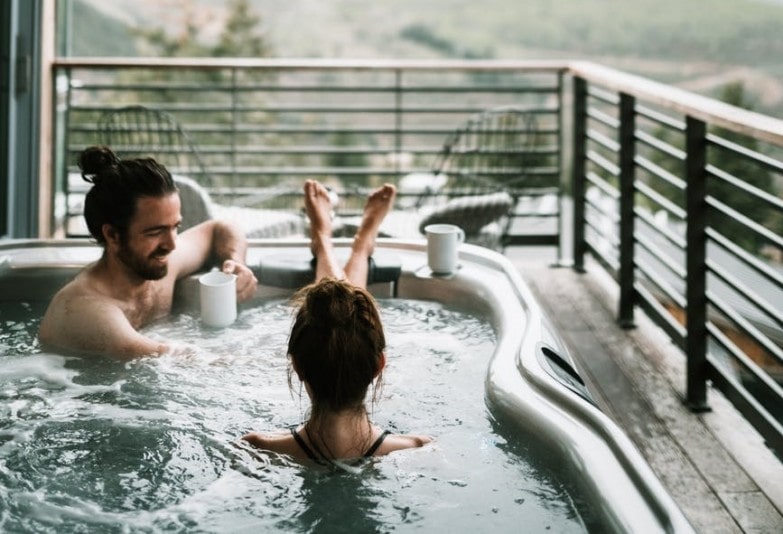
[79,145,177,244]
[287,278,386,416]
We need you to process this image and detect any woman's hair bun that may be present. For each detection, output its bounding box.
[304,278,354,327]
[78,145,120,184]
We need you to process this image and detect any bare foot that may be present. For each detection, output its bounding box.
[304,180,334,232]
[304,180,335,255]
[353,183,396,257]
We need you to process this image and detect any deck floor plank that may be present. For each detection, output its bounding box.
[506,248,783,533]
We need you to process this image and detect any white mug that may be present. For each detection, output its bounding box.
[199,270,237,328]
[424,224,465,275]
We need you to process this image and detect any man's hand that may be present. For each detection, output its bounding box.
[222,259,258,302]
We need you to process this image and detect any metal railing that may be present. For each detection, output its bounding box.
[53,58,566,245]
[51,58,783,456]
[569,61,783,457]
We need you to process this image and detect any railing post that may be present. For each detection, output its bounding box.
[59,67,74,235]
[685,116,710,411]
[617,93,636,328]
[555,70,565,266]
[230,67,238,193]
[571,76,587,273]
[394,69,403,180]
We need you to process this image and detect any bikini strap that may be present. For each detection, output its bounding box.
[364,429,391,457]
[290,427,322,463]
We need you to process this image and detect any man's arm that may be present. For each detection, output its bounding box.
[39,295,169,360]
[172,220,258,301]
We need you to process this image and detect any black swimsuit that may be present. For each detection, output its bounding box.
[291,427,391,465]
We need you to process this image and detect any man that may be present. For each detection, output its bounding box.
[39,146,258,359]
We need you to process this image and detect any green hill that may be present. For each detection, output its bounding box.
[71,0,783,115]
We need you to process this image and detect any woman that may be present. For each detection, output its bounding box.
[241,180,432,463]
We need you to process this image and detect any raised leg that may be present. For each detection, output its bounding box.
[343,183,396,288]
[304,179,345,281]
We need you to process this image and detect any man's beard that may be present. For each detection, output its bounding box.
[117,242,169,280]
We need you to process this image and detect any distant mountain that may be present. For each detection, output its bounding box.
[66,0,136,56]
[72,0,783,115]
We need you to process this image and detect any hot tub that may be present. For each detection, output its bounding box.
[0,238,693,533]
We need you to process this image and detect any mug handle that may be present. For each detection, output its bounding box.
[457,227,465,243]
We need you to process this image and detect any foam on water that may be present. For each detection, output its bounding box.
[0,298,590,533]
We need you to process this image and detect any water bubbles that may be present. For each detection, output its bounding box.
[0,297,584,532]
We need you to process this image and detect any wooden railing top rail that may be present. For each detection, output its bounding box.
[53,57,572,72]
[569,61,783,146]
[54,58,783,146]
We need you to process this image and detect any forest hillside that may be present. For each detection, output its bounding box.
[72,0,783,116]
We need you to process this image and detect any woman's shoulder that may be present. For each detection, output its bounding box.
[242,429,301,457]
[378,432,433,455]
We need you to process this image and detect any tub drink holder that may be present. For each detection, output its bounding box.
[257,250,402,289]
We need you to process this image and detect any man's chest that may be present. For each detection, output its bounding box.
[122,283,174,327]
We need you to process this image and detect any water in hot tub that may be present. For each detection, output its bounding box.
[0,298,590,533]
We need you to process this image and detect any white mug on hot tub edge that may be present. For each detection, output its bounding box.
[199,270,237,328]
[424,223,465,275]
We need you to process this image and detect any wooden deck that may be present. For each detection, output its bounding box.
[505,246,783,533]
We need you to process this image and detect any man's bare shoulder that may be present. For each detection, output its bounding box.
[43,270,102,311]
[38,270,168,359]
[41,277,122,342]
